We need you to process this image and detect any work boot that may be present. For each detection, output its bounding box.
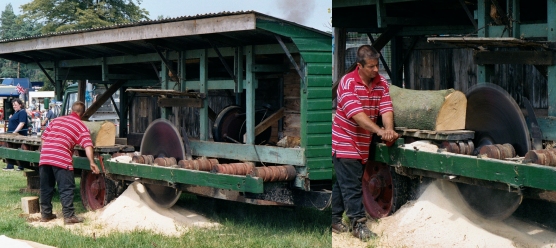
[64,215,84,225]
[351,218,376,241]
[40,213,57,222]
[331,221,349,233]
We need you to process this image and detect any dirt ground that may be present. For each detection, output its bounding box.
[333,180,556,248]
[26,182,219,239]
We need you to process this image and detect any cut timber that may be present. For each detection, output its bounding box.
[389,85,466,131]
[83,121,116,146]
[21,196,39,214]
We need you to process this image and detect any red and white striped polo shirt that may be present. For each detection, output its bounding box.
[39,112,93,170]
[332,68,393,164]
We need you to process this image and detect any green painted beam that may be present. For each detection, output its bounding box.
[537,117,556,140]
[26,44,299,69]
[489,24,548,38]
[199,49,208,141]
[333,0,417,8]
[98,156,264,193]
[372,142,556,191]
[0,147,264,193]
[548,0,556,116]
[256,20,330,39]
[189,140,304,166]
[245,45,255,144]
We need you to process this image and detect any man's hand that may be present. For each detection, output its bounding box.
[378,128,399,142]
[90,162,100,174]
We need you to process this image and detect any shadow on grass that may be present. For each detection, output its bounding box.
[176,192,331,234]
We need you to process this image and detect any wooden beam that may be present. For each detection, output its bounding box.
[474,51,555,65]
[254,108,285,136]
[82,80,126,120]
[157,98,203,108]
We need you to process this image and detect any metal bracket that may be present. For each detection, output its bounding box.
[275,35,306,93]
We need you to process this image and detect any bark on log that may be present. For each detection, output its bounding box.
[389,85,466,131]
[83,121,116,146]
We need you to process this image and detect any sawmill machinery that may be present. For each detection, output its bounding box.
[333,0,556,221]
[0,12,333,211]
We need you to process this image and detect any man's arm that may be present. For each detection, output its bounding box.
[84,146,100,174]
[352,112,385,136]
[380,111,398,142]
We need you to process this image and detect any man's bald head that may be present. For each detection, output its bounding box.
[72,101,86,116]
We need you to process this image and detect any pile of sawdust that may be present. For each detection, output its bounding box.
[371,180,556,247]
[333,180,556,247]
[30,182,219,237]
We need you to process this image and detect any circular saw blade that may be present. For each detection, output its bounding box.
[465,84,531,156]
[461,84,528,220]
[140,119,184,208]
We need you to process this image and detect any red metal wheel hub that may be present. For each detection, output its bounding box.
[362,161,394,219]
[84,172,106,210]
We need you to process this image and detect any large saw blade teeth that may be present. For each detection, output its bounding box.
[465,84,531,156]
[140,119,184,208]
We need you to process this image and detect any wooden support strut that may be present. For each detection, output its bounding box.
[81,80,126,121]
[275,35,306,93]
[254,108,285,136]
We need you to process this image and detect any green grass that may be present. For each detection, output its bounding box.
[0,166,331,248]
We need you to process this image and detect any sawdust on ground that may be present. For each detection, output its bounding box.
[27,182,219,238]
[333,180,556,248]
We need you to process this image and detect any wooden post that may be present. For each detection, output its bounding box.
[21,196,39,214]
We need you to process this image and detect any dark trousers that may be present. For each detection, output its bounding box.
[39,165,76,218]
[331,155,366,223]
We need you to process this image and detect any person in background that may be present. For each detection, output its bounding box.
[39,101,100,224]
[3,98,28,171]
[42,103,57,127]
[331,45,398,241]
[33,112,41,135]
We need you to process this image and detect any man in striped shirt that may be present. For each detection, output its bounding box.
[39,101,100,225]
[331,45,398,241]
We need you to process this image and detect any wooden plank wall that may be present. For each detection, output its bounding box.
[407,47,548,113]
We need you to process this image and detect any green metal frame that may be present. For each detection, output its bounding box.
[372,140,556,191]
[0,147,264,193]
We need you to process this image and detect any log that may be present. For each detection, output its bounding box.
[21,196,39,214]
[83,121,116,146]
[389,85,466,131]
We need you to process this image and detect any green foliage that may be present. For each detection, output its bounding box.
[21,0,150,34]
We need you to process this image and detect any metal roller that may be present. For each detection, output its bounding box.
[140,119,185,208]
[459,84,526,219]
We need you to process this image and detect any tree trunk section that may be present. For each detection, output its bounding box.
[389,85,466,131]
[83,121,116,146]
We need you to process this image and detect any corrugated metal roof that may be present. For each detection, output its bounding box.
[0,11,328,43]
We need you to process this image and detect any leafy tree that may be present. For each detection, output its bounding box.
[21,0,150,34]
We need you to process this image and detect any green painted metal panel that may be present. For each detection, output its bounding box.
[538,117,556,140]
[306,157,333,170]
[308,168,333,180]
[307,87,331,99]
[305,146,331,158]
[307,122,332,134]
[306,63,333,75]
[0,148,40,162]
[307,99,332,111]
[300,51,332,63]
[548,0,556,116]
[100,157,264,193]
[306,75,332,87]
[307,110,333,122]
[489,24,548,39]
[255,20,330,39]
[291,38,332,52]
[306,134,332,146]
[189,140,304,166]
[372,142,556,191]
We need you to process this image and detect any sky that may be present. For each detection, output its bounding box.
[4,0,332,32]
